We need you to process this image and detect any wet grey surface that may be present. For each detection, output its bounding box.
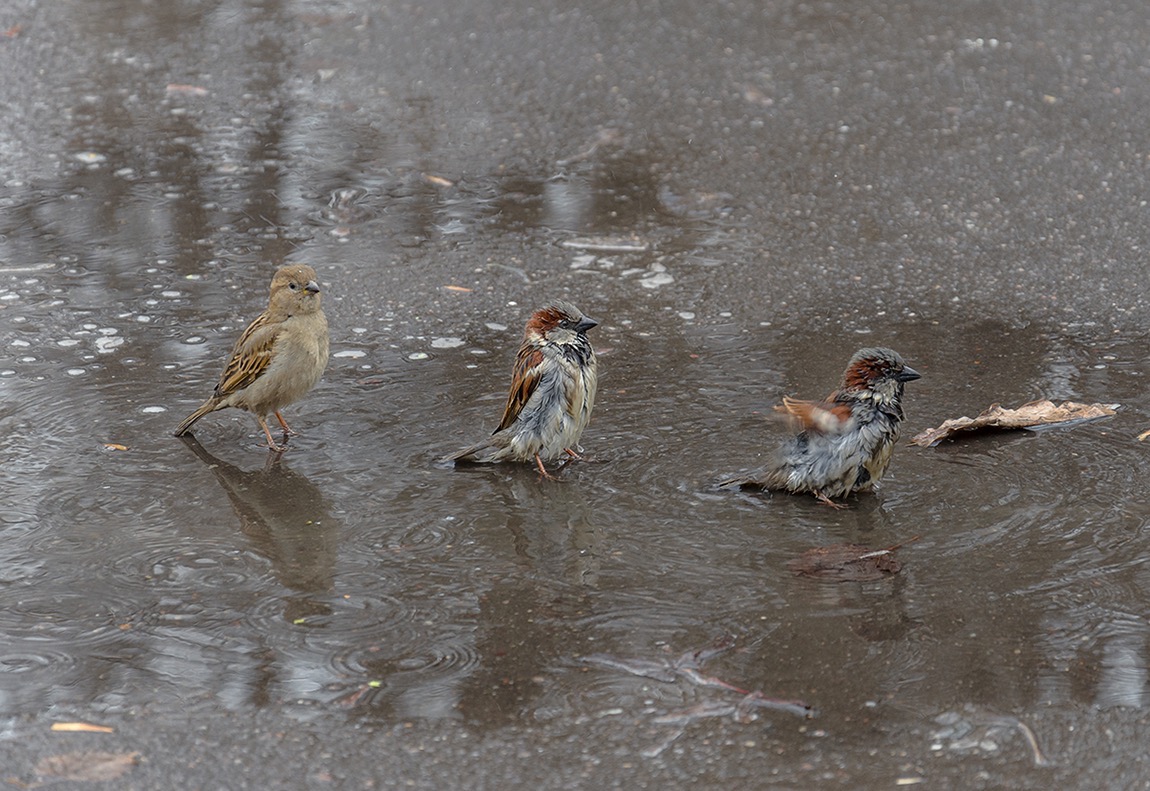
[3,0,1150,787]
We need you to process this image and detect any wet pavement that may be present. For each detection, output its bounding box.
[3,0,1150,787]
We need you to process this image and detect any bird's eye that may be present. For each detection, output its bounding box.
[559,319,572,329]
[289,282,299,291]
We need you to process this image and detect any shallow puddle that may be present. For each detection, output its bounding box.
[3,0,1150,787]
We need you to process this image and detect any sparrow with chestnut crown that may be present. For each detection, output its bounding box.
[443,300,599,478]
[721,347,920,507]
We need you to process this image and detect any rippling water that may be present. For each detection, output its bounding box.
[5,266,1150,739]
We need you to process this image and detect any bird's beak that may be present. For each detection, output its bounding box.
[574,316,598,333]
[897,365,921,382]
[305,280,321,294]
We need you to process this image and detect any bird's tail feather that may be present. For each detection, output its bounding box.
[440,438,495,464]
[173,400,220,437]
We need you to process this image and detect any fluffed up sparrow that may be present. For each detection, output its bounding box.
[443,300,599,478]
[721,347,920,507]
[174,264,330,451]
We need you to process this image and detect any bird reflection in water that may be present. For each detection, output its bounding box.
[179,436,338,623]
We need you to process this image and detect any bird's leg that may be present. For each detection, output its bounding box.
[534,453,559,481]
[814,491,847,509]
[257,415,289,452]
[274,411,298,436]
[563,447,584,461]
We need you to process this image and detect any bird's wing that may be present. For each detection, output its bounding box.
[214,313,282,397]
[775,396,853,434]
[495,346,547,432]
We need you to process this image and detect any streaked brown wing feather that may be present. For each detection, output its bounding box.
[495,346,546,432]
[775,396,852,433]
[214,312,280,397]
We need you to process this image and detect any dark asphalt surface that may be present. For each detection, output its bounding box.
[4,0,1150,788]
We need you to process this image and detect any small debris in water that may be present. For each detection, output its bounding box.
[560,236,650,253]
[580,634,815,758]
[95,337,124,353]
[431,337,465,349]
[407,352,430,361]
[0,262,54,274]
[333,350,367,359]
[165,84,210,96]
[787,538,918,582]
[50,722,115,733]
[639,271,674,289]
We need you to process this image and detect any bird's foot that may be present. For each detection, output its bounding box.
[815,492,847,509]
[274,411,298,436]
[259,417,290,453]
[535,454,560,481]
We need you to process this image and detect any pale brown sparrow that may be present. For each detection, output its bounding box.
[174,264,330,450]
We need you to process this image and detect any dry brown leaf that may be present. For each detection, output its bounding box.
[102,443,129,452]
[911,400,1118,447]
[423,174,455,187]
[50,722,114,733]
[443,285,472,292]
[787,542,908,582]
[35,751,139,782]
[1137,428,1150,442]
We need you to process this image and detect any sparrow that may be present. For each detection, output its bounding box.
[173,264,330,451]
[721,347,920,507]
[443,300,599,478]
